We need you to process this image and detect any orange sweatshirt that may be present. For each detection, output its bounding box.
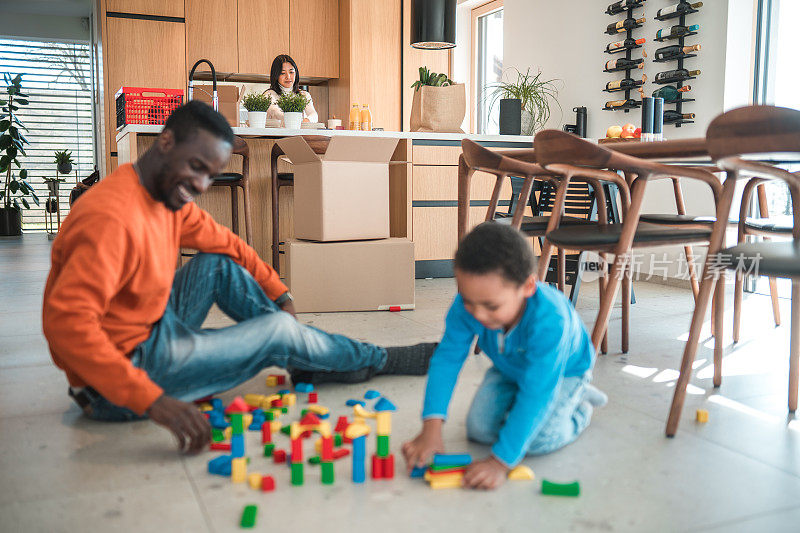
[43,164,288,414]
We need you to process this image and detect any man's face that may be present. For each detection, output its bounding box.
[154,129,232,211]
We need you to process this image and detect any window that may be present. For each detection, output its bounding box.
[0,38,96,231]
[471,1,503,134]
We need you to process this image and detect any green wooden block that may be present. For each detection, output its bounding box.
[290,462,304,486]
[308,455,321,465]
[301,409,309,417]
[280,424,291,436]
[377,434,390,457]
[231,413,244,435]
[211,428,224,442]
[541,479,580,497]
[263,443,275,457]
[321,461,334,484]
[334,434,343,446]
[240,504,257,528]
[429,464,468,472]
[281,407,288,414]
[265,411,274,421]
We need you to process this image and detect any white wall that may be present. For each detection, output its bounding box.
[0,12,90,42]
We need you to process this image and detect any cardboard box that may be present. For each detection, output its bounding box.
[192,84,239,127]
[287,238,415,313]
[277,136,398,242]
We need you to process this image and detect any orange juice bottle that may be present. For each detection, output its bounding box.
[360,104,372,131]
[349,103,361,130]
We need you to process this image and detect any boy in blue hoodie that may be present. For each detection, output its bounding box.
[402,223,607,489]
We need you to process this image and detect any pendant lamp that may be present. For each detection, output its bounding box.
[411,0,456,50]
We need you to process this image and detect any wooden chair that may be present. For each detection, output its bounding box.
[269,135,331,273]
[667,105,800,436]
[212,136,252,245]
[533,129,722,356]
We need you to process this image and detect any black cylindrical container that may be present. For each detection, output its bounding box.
[641,97,654,141]
[499,99,522,135]
[574,107,587,138]
[653,97,664,140]
[411,0,457,49]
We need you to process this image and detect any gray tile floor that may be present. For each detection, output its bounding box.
[1,234,799,532]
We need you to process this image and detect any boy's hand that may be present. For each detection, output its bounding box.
[462,456,509,490]
[401,418,445,473]
[147,394,211,454]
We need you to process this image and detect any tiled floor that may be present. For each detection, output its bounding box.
[1,234,799,532]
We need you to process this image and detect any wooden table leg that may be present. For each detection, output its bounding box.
[457,156,475,243]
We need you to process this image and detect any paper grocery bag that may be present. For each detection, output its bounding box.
[410,83,466,133]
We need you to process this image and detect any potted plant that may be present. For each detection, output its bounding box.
[1,73,38,236]
[276,92,308,130]
[485,68,562,136]
[54,149,74,174]
[242,93,272,129]
[409,67,466,133]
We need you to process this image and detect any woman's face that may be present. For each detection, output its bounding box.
[279,62,296,89]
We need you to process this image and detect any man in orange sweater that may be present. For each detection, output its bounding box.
[43,102,434,453]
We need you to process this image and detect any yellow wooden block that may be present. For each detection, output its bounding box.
[375,412,391,435]
[429,473,464,489]
[248,473,263,490]
[424,471,463,483]
[243,414,253,428]
[352,404,375,420]
[198,403,212,412]
[283,393,296,406]
[266,376,278,387]
[244,394,265,407]
[270,421,281,432]
[306,404,329,416]
[344,421,371,439]
[696,409,709,423]
[231,457,247,483]
[507,465,535,481]
[223,427,232,439]
[317,422,331,438]
[315,438,322,454]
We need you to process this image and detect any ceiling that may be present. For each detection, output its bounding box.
[0,0,93,18]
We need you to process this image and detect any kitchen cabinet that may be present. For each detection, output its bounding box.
[186,0,239,74]
[289,0,339,79]
[238,0,290,75]
[106,0,184,18]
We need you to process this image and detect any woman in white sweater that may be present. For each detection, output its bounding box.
[264,54,318,124]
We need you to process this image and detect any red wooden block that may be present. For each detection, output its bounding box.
[209,442,231,451]
[224,396,250,414]
[320,436,334,461]
[389,306,401,312]
[273,450,287,463]
[371,454,383,479]
[333,448,350,460]
[301,430,313,439]
[342,436,353,444]
[290,438,303,462]
[261,423,272,444]
[334,416,349,433]
[271,398,283,408]
[308,392,318,403]
[276,375,286,385]
[261,475,275,492]
[300,413,321,426]
[382,454,395,479]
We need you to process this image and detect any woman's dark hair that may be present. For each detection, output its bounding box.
[454,222,534,286]
[269,54,300,94]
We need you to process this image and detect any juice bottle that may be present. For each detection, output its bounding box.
[349,104,361,130]
[360,104,372,131]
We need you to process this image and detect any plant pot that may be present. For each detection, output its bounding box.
[57,161,72,174]
[283,112,303,130]
[0,206,22,236]
[499,98,522,135]
[247,111,267,129]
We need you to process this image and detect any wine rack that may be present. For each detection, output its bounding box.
[603,0,646,113]
[653,2,701,126]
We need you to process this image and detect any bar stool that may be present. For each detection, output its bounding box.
[212,136,252,245]
[269,135,331,273]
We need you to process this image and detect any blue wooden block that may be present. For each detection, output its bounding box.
[432,453,472,467]
[364,390,380,400]
[410,465,427,478]
[231,434,245,457]
[208,455,232,476]
[295,383,314,393]
[209,415,229,430]
[278,389,291,395]
[210,398,223,411]
[345,399,365,407]
[248,419,264,431]
[352,436,366,483]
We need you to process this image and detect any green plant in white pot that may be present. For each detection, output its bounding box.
[242,92,271,129]
[485,68,562,136]
[277,92,308,130]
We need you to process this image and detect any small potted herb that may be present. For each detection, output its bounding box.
[276,92,308,130]
[242,93,272,129]
[54,149,74,174]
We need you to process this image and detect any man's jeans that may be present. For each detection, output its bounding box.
[83,253,388,421]
[465,366,593,457]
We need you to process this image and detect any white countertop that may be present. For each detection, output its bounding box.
[115,124,533,144]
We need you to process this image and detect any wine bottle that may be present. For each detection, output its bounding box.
[654,68,700,82]
[663,111,695,123]
[606,37,646,52]
[656,1,703,18]
[604,99,638,109]
[654,44,701,60]
[605,58,644,70]
[652,85,691,102]
[606,17,646,34]
[656,24,700,39]
[606,78,642,91]
[606,0,646,16]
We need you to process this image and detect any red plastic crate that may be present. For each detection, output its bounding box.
[115,86,183,128]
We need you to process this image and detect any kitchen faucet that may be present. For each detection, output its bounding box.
[188,59,218,111]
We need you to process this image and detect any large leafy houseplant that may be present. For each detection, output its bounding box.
[1,73,38,235]
[485,68,562,136]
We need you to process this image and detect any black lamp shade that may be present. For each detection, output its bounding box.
[411,0,456,50]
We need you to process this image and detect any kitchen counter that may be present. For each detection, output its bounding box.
[115,125,532,277]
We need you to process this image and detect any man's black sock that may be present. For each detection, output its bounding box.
[376,342,438,375]
[289,367,375,386]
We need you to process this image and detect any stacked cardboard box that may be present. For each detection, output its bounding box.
[277,136,415,313]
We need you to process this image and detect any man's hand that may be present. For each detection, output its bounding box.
[147,394,211,454]
[401,418,445,473]
[462,456,509,490]
[279,300,297,318]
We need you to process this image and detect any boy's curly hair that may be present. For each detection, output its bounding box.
[454,222,534,285]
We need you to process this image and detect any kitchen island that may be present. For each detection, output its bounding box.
[116,125,531,277]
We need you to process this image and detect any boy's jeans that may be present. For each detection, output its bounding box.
[82,253,387,421]
[466,366,593,456]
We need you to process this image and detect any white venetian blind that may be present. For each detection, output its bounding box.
[0,38,95,231]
